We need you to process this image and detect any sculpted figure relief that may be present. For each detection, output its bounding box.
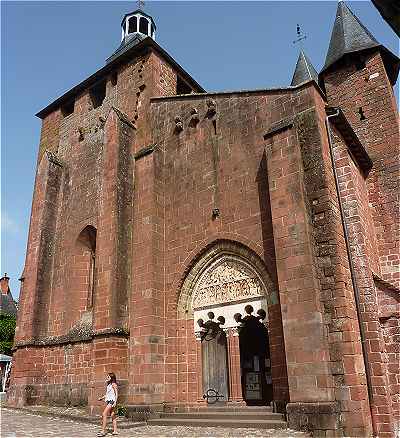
[192,259,264,309]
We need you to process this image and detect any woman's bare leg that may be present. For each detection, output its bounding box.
[111,409,117,433]
[102,404,112,432]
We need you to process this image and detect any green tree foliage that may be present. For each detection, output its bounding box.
[0,313,16,355]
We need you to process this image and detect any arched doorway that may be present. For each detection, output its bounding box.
[181,247,275,406]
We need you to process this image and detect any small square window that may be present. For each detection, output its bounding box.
[354,55,366,71]
[61,100,75,117]
[176,76,192,95]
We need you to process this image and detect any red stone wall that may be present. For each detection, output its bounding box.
[37,109,61,162]
[10,39,398,438]
[376,279,400,433]
[323,50,400,289]
[323,49,399,437]
[148,87,320,407]
[267,94,373,435]
[7,342,93,407]
[331,128,395,436]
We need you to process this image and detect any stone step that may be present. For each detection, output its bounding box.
[148,417,287,429]
[161,412,285,421]
[116,419,146,430]
[187,405,273,412]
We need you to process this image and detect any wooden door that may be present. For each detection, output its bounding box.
[202,327,229,404]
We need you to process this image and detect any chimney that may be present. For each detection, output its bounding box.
[0,273,10,295]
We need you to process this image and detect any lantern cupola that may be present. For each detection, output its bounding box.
[106,8,156,64]
[121,9,156,41]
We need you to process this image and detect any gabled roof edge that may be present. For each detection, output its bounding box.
[36,38,206,119]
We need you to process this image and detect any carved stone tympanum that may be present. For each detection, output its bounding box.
[192,259,265,309]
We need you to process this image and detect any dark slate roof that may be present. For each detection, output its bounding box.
[0,293,17,317]
[371,0,400,37]
[323,1,379,69]
[321,1,399,84]
[291,50,319,86]
[106,32,148,64]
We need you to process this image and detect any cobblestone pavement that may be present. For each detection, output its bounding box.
[2,408,309,437]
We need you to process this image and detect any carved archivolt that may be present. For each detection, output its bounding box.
[177,241,276,318]
[192,258,265,309]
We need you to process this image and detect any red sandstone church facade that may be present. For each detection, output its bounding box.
[8,3,399,437]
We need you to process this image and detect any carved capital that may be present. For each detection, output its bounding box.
[231,326,242,337]
[195,328,206,341]
[222,327,230,337]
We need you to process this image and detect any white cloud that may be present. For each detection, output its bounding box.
[1,212,20,234]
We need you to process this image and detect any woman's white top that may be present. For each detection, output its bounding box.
[105,383,116,401]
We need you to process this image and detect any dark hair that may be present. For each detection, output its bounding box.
[107,372,117,385]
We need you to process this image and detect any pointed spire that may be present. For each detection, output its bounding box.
[291,50,319,86]
[323,1,380,72]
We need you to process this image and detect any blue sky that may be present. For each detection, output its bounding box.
[1,1,398,299]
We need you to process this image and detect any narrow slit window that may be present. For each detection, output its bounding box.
[354,56,366,71]
[128,17,137,34]
[110,72,118,86]
[90,81,106,109]
[358,107,366,121]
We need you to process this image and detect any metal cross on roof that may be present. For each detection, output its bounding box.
[293,24,307,46]
[137,0,145,10]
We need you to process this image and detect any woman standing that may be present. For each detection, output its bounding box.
[97,372,118,436]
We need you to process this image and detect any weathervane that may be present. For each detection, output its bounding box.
[293,24,307,46]
[137,0,145,10]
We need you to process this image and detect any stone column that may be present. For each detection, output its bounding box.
[226,327,245,404]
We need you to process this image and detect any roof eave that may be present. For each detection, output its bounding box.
[320,45,400,85]
[36,38,205,119]
[121,10,157,28]
[326,106,373,175]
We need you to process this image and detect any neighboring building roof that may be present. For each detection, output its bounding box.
[0,274,17,317]
[321,1,399,84]
[291,50,319,86]
[36,37,205,119]
[371,0,400,37]
[0,354,12,362]
[0,293,17,317]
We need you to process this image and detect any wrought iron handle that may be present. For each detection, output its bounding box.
[203,388,224,404]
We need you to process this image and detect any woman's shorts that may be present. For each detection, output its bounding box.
[106,400,115,406]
